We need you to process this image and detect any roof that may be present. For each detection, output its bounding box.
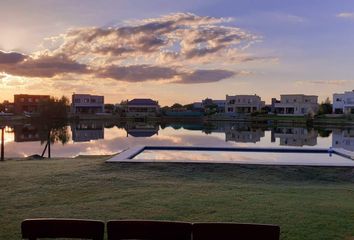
[128,98,158,106]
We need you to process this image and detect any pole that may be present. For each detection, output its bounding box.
[47,131,51,159]
[1,127,4,161]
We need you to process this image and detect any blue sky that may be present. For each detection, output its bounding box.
[0,0,353,105]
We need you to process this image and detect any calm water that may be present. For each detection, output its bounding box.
[1,120,353,158]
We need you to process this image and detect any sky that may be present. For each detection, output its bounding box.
[0,0,354,105]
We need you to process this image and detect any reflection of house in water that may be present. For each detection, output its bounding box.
[71,121,104,142]
[272,127,318,146]
[225,124,265,143]
[14,124,41,142]
[125,122,159,137]
[332,129,354,151]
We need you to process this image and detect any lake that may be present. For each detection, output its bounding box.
[1,120,353,159]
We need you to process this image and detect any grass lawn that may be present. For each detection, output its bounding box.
[1,156,354,240]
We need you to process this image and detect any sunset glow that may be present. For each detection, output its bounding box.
[1,0,354,105]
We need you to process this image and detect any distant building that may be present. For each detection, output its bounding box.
[14,94,50,114]
[71,94,104,114]
[333,91,354,114]
[126,98,160,117]
[225,94,265,115]
[70,121,104,142]
[192,102,203,110]
[272,94,318,116]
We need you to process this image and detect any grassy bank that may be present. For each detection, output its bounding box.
[1,156,354,239]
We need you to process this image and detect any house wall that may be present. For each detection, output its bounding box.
[274,94,318,116]
[126,105,160,117]
[71,94,104,114]
[333,91,354,114]
[225,95,265,114]
[14,94,50,114]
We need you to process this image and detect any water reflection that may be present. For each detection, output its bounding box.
[332,128,354,152]
[225,123,265,143]
[71,121,104,142]
[0,120,353,158]
[271,127,318,146]
[125,121,158,138]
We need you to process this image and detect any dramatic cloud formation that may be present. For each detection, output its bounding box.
[1,13,262,84]
[336,12,354,19]
[53,12,257,65]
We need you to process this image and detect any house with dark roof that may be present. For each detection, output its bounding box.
[126,98,160,117]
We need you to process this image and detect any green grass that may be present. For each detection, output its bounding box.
[1,156,354,239]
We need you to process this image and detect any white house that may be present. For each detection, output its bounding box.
[272,94,318,116]
[225,94,265,114]
[333,91,354,114]
[71,94,104,114]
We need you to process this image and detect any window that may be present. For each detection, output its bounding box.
[20,98,25,102]
[84,98,89,103]
[28,98,33,102]
[75,98,81,103]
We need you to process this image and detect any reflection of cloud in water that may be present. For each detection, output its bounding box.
[135,150,353,165]
[138,150,278,161]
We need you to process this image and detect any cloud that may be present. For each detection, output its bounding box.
[179,69,236,84]
[336,12,354,19]
[310,80,352,85]
[0,53,89,78]
[0,51,27,64]
[97,65,179,82]
[0,13,267,84]
[54,12,257,64]
[295,80,353,86]
[97,65,236,84]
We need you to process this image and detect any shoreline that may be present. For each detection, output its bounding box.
[2,114,353,126]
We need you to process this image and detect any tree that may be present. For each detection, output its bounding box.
[104,104,115,113]
[39,96,70,119]
[318,97,333,115]
[171,103,183,109]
